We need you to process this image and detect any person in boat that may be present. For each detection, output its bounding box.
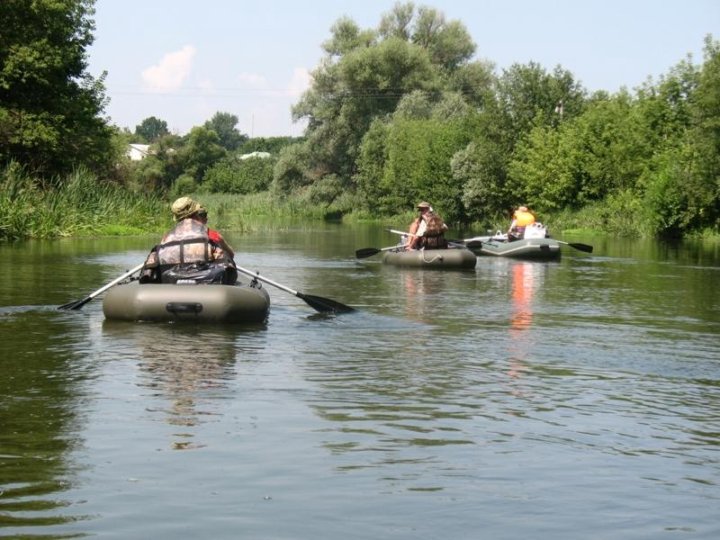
[139,196,238,284]
[405,201,449,250]
[507,205,536,242]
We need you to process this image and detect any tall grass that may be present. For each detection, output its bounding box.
[0,163,167,240]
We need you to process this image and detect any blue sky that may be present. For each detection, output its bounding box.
[87,0,720,138]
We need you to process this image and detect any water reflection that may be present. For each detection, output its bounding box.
[395,269,451,323]
[101,322,263,450]
[508,262,545,379]
[0,311,94,532]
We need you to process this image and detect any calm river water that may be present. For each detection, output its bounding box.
[0,223,718,539]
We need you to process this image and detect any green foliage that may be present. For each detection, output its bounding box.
[204,156,274,194]
[495,62,587,147]
[356,119,391,212]
[369,117,471,222]
[686,36,720,232]
[292,5,456,186]
[303,174,343,207]
[454,138,510,222]
[508,94,652,211]
[237,136,303,155]
[177,126,227,183]
[0,163,166,240]
[134,116,169,143]
[204,112,248,150]
[0,0,115,178]
[169,174,197,200]
[271,143,314,196]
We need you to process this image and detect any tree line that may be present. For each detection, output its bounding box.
[1,1,718,238]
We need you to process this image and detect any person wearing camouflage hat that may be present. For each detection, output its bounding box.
[139,196,237,284]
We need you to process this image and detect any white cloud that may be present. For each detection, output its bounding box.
[287,67,311,97]
[142,45,196,92]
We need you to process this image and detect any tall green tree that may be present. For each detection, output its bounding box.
[204,111,247,151]
[290,3,475,194]
[134,116,169,143]
[177,126,226,183]
[688,36,720,229]
[0,0,114,178]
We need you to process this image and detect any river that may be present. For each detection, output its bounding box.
[0,224,718,539]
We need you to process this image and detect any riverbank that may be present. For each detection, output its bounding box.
[2,166,718,241]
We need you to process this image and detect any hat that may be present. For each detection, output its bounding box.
[417,201,431,209]
[171,196,202,221]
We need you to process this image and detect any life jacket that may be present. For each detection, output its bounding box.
[140,219,236,284]
[508,209,536,241]
[420,212,448,249]
[513,209,535,228]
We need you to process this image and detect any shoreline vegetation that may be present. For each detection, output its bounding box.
[1,165,718,242]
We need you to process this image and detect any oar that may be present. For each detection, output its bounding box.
[234,264,354,314]
[355,245,403,259]
[58,263,144,310]
[556,240,593,253]
[385,228,479,249]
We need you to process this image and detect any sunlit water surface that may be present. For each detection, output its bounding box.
[0,226,718,539]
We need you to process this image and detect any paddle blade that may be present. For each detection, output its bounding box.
[298,293,354,314]
[569,242,593,253]
[58,296,92,310]
[355,247,381,259]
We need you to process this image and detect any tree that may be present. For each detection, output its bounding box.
[359,115,472,221]
[495,62,587,148]
[134,116,169,143]
[204,155,273,194]
[204,112,247,151]
[177,126,226,183]
[0,0,114,178]
[289,3,477,197]
[687,36,720,230]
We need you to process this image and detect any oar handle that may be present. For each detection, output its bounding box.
[90,263,145,298]
[387,228,417,237]
[58,262,145,310]
[235,265,298,295]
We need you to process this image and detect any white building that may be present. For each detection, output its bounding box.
[127,144,151,161]
[239,151,271,160]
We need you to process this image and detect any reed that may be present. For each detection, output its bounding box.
[0,164,166,240]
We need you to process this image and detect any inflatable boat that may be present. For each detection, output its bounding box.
[382,247,477,269]
[102,281,270,323]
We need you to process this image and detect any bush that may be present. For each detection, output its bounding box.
[170,174,197,199]
[204,156,274,194]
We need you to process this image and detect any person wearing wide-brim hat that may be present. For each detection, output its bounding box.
[405,201,448,250]
[139,196,237,284]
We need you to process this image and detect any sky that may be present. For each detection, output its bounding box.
[87,0,720,138]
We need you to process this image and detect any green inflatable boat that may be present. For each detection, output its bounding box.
[102,281,270,323]
[382,247,477,269]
